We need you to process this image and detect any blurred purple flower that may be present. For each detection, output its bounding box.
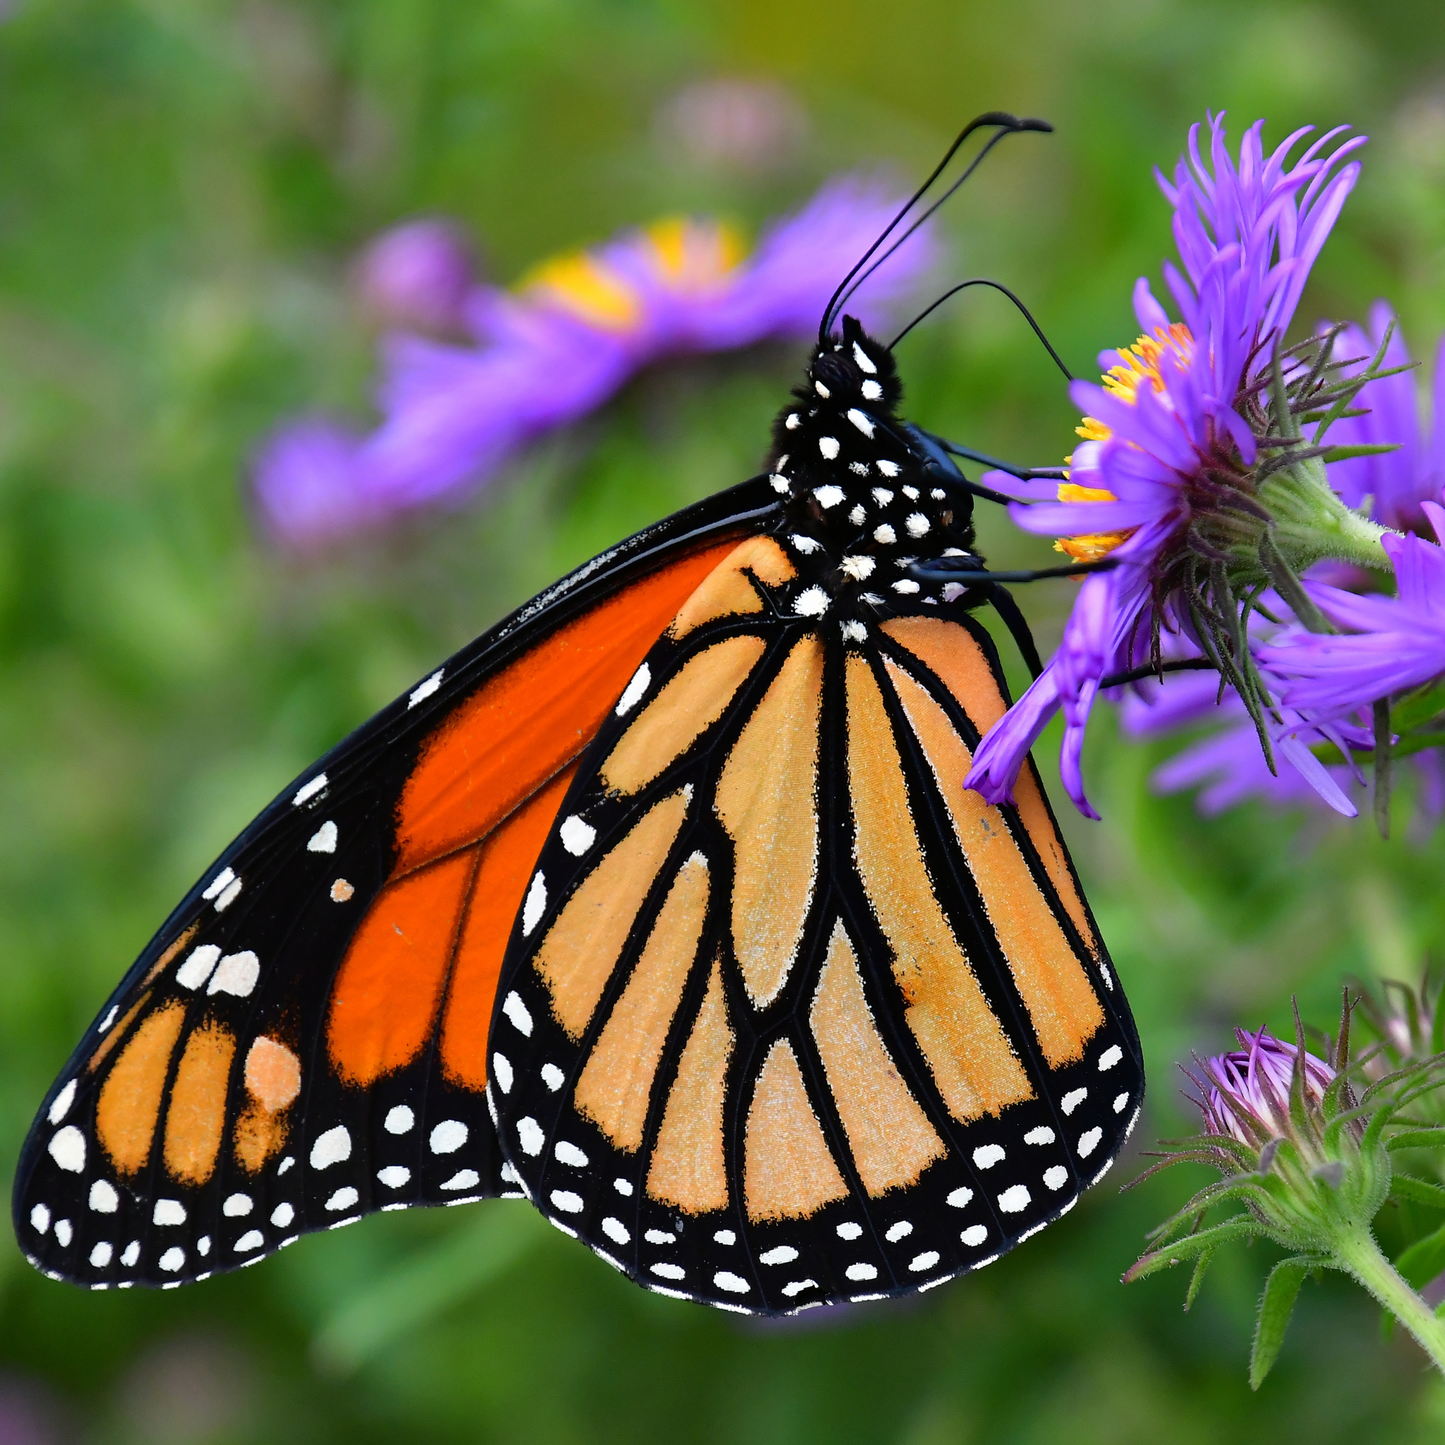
[1197,1028,1335,1146]
[1326,302,1445,534]
[657,77,807,172]
[963,115,1364,818]
[1260,501,1445,717]
[257,177,934,546]
[352,218,478,334]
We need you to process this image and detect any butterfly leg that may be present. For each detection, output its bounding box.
[906,424,1066,490]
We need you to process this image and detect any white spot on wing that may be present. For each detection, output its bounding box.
[158,1246,185,1271]
[760,1246,798,1265]
[650,1262,685,1281]
[89,1241,113,1268]
[1024,1126,1056,1146]
[292,775,328,806]
[559,816,596,856]
[201,867,235,900]
[176,945,221,990]
[714,1270,750,1294]
[521,875,547,937]
[377,1167,410,1189]
[213,877,243,912]
[946,1187,973,1208]
[430,1120,467,1154]
[442,1170,480,1191]
[602,1217,630,1245]
[1113,1092,1129,1113]
[307,821,338,853]
[517,1118,545,1156]
[836,1222,862,1240]
[1061,1088,1088,1115]
[234,1232,264,1253]
[540,1063,565,1092]
[48,1127,85,1173]
[502,991,534,1035]
[222,1193,252,1217]
[409,670,444,708]
[613,1178,633,1197]
[1077,1127,1102,1159]
[326,1187,359,1211]
[845,1263,877,1282]
[713,1229,735,1245]
[207,951,260,997]
[88,1180,118,1213]
[1044,1166,1069,1191]
[121,1241,140,1266]
[385,1106,414,1135]
[550,1190,584,1214]
[271,1203,295,1228]
[30,1205,50,1234]
[492,1053,513,1093]
[153,1199,186,1226]
[782,1279,817,1297]
[1099,1045,1123,1071]
[885,1221,912,1242]
[53,1219,72,1247]
[972,1144,1005,1169]
[555,1141,589,1168]
[997,1185,1031,1213]
[616,664,651,717]
[48,1080,77,1125]
[908,1251,940,1273]
[310,1126,351,1169]
[98,1005,119,1033]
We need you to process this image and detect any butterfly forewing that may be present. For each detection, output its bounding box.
[489,541,1143,1315]
[13,482,775,1289]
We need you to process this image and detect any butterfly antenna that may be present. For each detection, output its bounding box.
[889,278,1074,380]
[818,112,1052,343]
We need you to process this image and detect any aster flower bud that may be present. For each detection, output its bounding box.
[1125,997,1445,1386]
[353,219,478,335]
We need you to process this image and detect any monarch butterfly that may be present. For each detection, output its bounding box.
[13,113,1143,1316]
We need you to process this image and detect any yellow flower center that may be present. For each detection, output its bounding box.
[1053,323,1194,563]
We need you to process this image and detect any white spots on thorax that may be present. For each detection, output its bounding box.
[814,380,831,398]
[48,1127,85,1173]
[89,1241,113,1268]
[792,586,830,618]
[1024,1126,1056,1146]
[813,485,845,509]
[177,945,221,990]
[326,1187,360,1212]
[208,951,260,998]
[442,1169,480,1191]
[1077,1127,1103,1159]
[271,1203,296,1228]
[713,1270,750,1294]
[846,409,875,438]
[942,584,964,603]
[650,1262,686,1281]
[785,413,800,430]
[1043,1166,1070,1191]
[891,580,919,595]
[158,1246,185,1272]
[293,774,329,807]
[48,1080,77,1124]
[849,462,869,476]
[521,874,547,937]
[770,473,790,495]
[30,1204,50,1234]
[98,1004,119,1033]
[788,533,820,556]
[782,1278,817,1298]
[973,1144,1006,1170]
[385,1105,414,1135]
[884,1220,913,1242]
[377,1167,410,1190]
[516,1117,545,1156]
[902,485,919,500]
[1098,1045,1123,1071]
[997,1184,1031,1213]
[848,504,865,526]
[840,555,875,582]
[852,342,877,374]
[818,436,840,461]
[310,1125,352,1170]
[430,1120,467,1154]
[409,670,444,708]
[836,1221,863,1241]
[53,1219,73,1248]
[861,379,883,401]
[234,1231,265,1253]
[713,1228,736,1246]
[844,1262,878,1282]
[554,1141,589,1168]
[492,1053,514,1093]
[616,663,652,717]
[645,1228,676,1244]
[307,820,338,853]
[871,487,894,507]
[908,1251,941,1273]
[540,1063,565,1092]
[860,592,883,606]
[873,524,896,545]
[559,815,596,855]
[1060,1088,1087,1116]
[905,513,930,538]
[841,620,867,644]
[330,879,355,903]
[613,1177,634,1197]
[121,1240,140,1267]
[876,459,899,478]
[776,455,789,470]
[930,488,947,500]
[602,1217,630,1245]
[503,991,534,1036]
[86,1180,118,1214]
[153,1199,186,1226]
[945,1187,973,1209]
[223,1193,252,1217]
[550,1189,584,1214]
[1113,1093,1130,1113]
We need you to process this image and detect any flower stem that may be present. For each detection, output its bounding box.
[1331,1225,1445,1373]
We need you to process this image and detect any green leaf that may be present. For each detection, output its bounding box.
[1319,443,1403,463]
[1395,1221,1445,1291]
[1390,1174,1445,1210]
[1250,1258,1311,1390]
[1124,1218,1258,1284]
[1184,1247,1214,1312]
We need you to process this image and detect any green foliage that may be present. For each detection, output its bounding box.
[1251,1259,1314,1391]
[5,0,1445,1438]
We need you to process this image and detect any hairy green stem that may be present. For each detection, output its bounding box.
[1331,1226,1445,1373]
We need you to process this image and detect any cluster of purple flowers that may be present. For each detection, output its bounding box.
[255,180,933,547]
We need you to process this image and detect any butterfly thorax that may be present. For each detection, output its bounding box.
[763,317,979,630]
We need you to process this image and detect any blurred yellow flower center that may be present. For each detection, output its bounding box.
[1054,323,1194,563]
[521,218,745,331]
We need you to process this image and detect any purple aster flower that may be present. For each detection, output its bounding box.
[1259,501,1445,718]
[1197,1027,1336,1147]
[255,178,934,546]
[963,115,1369,818]
[352,219,478,335]
[1326,302,1445,534]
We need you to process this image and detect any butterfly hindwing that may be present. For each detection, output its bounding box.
[489,539,1142,1314]
[13,479,778,1289]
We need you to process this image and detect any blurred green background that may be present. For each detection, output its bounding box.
[6,0,1445,1439]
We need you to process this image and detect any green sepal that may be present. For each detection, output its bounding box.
[1387,1128,1445,1151]
[1319,443,1403,464]
[1388,1174,1445,1210]
[1125,1217,1259,1284]
[1250,1256,1315,1390]
[1395,1221,1445,1292]
[1184,1246,1214,1312]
